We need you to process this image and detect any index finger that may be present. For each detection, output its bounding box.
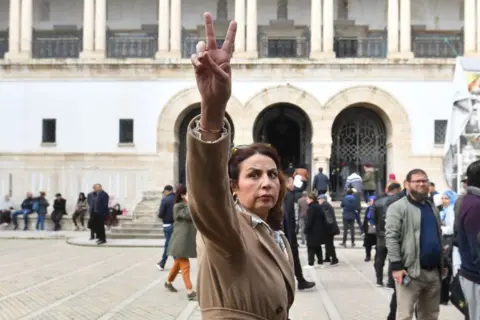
[222,20,237,55]
[204,12,217,50]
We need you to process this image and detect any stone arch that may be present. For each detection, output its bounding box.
[319,85,412,182]
[155,87,244,185]
[241,84,323,144]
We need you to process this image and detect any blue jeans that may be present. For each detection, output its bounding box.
[159,224,174,268]
[36,214,45,230]
[12,209,32,228]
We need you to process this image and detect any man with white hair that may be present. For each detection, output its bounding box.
[0,195,15,226]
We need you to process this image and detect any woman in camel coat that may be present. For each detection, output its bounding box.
[186,13,295,320]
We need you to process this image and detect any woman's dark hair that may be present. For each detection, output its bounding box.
[174,184,187,204]
[466,160,480,188]
[307,192,317,202]
[78,192,86,201]
[228,143,286,231]
[346,189,354,195]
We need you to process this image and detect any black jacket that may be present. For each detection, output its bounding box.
[53,198,66,214]
[159,192,175,224]
[372,195,389,237]
[21,198,34,211]
[304,201,327,246]
[283,190,296,243]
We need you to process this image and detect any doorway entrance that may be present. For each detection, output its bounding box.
[252,103,312,172]
[177,105,235,184]
[329,106,387,200]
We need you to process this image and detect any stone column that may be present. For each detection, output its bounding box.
[80,0,95,59]
[19,0,32,59]
[5,0,21,59]
[322,0,335,57]
[234,0,246,56]
[387,0,399,56]
[155,0,170,58]
[170,0,181,58]
[94,0,107,57]
[398,0,413,58]
[309,0,322,58]
[464,0,476,54]
[246,0,258,57]
[476,0,480,53]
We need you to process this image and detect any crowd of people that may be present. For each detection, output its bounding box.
[0,184,123,245]
[151,12,480,320]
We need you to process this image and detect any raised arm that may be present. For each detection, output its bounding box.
[186,13,242,256]
[186,117,242,254]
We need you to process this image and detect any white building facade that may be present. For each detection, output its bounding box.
[0,0,477,211]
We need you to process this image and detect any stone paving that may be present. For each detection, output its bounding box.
[0,238,463,319]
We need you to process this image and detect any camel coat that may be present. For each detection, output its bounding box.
[186,115,296,320]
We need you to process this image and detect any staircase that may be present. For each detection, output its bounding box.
[109,190,165,239]
[110,192,365,243]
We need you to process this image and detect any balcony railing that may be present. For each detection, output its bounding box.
[259,36,309,58]
[32,33,82,59]
[0,34,8,59]
[107,32,157,58]
[412,36,463,58]
[334,37,386,58]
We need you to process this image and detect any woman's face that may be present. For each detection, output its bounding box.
[441,194,450,208]
[306,197,313,204]
[182,192,188,202]
[232,154,280,219]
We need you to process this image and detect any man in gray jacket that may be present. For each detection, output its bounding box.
[385,169,445,320]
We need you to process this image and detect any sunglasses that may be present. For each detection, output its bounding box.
[230,143,272,155]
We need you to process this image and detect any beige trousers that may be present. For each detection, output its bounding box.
[396,269,441,320]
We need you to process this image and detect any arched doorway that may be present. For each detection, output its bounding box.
[252,103,312,172]
[177,104,235,184]
[329,106,387,200]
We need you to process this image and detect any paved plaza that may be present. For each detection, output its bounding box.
[0,238,463,320]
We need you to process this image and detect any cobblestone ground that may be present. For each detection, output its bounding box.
[0,240,463,319]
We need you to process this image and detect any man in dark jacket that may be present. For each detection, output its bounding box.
[157,185,176,270]
[87,184,109,245]
[284,175,315,290]
[340,189,361,247]
[372,182,402,286]
[11,192,34,230]
[51,193,67,231]
[312,167,329,195]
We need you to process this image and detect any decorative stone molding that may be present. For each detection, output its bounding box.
[243,84,324,144]
[321,85,412,179]
[156,86,244,185]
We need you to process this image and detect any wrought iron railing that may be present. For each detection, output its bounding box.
[107,33,157,58]
[32,36,82,58]
[334,37,386,58]
[259,36,309,58]
[412,36,463,58]
[0,36,8,59]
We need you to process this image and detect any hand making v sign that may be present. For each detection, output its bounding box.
[191,12,237,140]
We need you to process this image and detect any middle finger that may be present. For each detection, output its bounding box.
[204,12,218,51]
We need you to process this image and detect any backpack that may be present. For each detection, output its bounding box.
[32,200,39,212]
[324,204,340,235]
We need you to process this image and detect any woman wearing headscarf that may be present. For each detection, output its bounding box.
[440,189,458,305]
[362,195,377,262]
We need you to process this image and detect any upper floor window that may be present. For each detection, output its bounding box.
[42,119,56,143]
[119,119,134,144]
[434,120,448,144]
